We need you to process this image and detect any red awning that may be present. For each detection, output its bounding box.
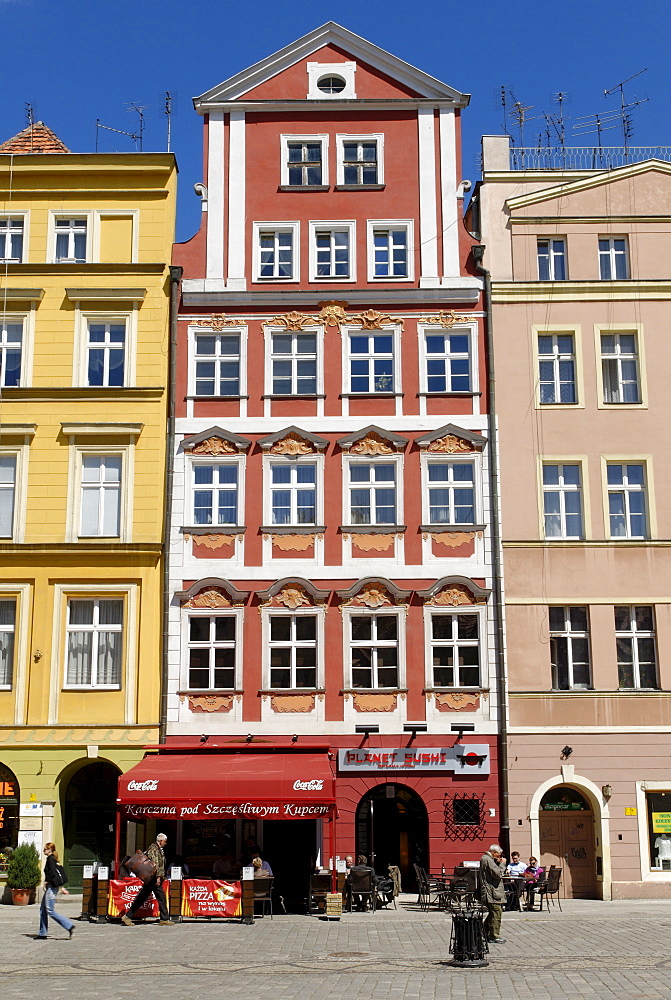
[117,751,336,821]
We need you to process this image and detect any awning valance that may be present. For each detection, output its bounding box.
[117,751,336,821]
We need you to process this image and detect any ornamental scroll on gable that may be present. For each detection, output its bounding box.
[270,432,314,456]
[182,587,232,609]
[341,582,401,608]
[416,424,486,456]
[261,583,316,610]
[186,436,236,456]
[425,583,486,607]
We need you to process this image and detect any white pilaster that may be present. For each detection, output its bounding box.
[206,111,225,281]
[439,107,459,279]
[417,106,439,287]
[227,110,247,290]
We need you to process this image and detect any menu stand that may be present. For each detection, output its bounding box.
[241,866,254,925]
[169,867,183,922]
[96,866,109,923]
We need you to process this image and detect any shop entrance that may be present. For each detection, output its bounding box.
[263,818,317,913]
[63,761,120,888]
[355,784,428,890]
[0,762,20,854]
[539,786,596,898]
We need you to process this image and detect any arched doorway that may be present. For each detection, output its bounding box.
[539,786,596,898]
[355,784,428,890]
[0,762,20,853]
[63,761,120,888]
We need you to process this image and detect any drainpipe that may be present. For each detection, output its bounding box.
[471,244,510,859]
[159,265,183,744]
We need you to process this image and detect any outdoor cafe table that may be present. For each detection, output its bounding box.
[503,875,524,911]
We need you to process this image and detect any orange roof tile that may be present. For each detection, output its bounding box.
[0,122,70,154]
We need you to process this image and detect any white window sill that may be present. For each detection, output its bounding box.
[62,685,121,691]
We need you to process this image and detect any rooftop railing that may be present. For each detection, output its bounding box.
[509,147,671,170]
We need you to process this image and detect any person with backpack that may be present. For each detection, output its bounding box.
[37,842,74,940]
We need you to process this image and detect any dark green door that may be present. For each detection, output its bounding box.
[63,762,119,888]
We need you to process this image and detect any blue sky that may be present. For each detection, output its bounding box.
[2,0,666,241]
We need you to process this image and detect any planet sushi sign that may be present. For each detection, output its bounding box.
[337,746,490,775]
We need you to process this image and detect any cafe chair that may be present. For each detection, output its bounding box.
[308,873,332,915]
[413,864,442,910]
[253,876,273,919]
[532,867,562,912]
[348,870,376,913]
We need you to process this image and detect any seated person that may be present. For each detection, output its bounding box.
[506,852,526,876]
[251,852,273,876]
[170,854,189,877]
[213,851,237,878]
[252,856,272,879]
[523,857,545,908]
[344,855,354,871]
[348,854,378,910]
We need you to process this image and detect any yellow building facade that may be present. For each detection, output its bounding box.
[0,124,176,884]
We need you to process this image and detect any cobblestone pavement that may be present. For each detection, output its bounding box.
[3,893,671,999]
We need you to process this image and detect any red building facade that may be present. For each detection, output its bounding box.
[166,23,499,897]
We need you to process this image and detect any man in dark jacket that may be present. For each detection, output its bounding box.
[479,844,507,943]
[121,833,174,926]
[348,854,378,911]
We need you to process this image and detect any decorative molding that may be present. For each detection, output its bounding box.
[352,692,398,712]
[338,577,411,605]
[419,309,470,328]
[266,310,317,331]
[351,433,395,456]
[270,693,316,713]
[431,585,483,607]
[189,534,236,551]
[433,691,480,712]
[317,300,349,330]
[197,314,242,330]
[271,433,314,456]
[257,577,330,606]
[264,583,312,609]
[350,308,401,331]
[271,534,316,552]
[183,587,232,609]
[186,694,234,713]
[350,533,396,552]
[345,582,392,607]
[187,436,237,456]
[428,434,474,454]
[428,531,482,547]
[0,727,157,745]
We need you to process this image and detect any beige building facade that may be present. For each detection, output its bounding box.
[474,136,671,898]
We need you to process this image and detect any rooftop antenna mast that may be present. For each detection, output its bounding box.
[500,86,510,137]
[509,96,535,148]
[95,103,147,152]
[604,69,649,157]
[127,103,148,152]
[25,103,35,151]
[164,91,174,152]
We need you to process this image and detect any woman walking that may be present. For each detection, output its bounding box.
[37,843,75,940]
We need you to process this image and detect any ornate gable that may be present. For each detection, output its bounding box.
[257,426,329,455]
[415,424,487,454]
[337,425,407,455]
[182,427,250,455]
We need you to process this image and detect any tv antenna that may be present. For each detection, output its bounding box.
[604,69,649,154]
[95,103,147,152]
[164,91,176,152]
[25,103,35,127]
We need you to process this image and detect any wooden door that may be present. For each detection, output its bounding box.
[539,811,596,898]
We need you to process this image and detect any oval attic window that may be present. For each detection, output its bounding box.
[317,75,346,95]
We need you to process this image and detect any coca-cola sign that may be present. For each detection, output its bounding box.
[127,779,159,791]
[292,779,325,791]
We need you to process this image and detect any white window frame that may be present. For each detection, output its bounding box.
[66,443,133,543]
[307,62,357,100]
[605,461,649,540]
[50,212,92,263]
[78,454,123,538]
[344,323,400,396]
[596,326,646,408]
[252,222,299,283]
[188,455,245,528]
[264,325,323,397]
[0,584,30,720]
[424,607,485,689]
[344,609,404,691]
[537,238,567,280]
[541,461,584,540]
[263,608,323,690]
[263,453,323,527]
[336,133,384,186]
[549,606,592,690]
[188,324,247,399]
[419,322,477,395]
[0,313,28,388]
[0,596,16,690]
[308,220,356,283]
[366,220,414,282]
[0,212,28,262]
[63,596,125,690]
[280,134,329,187]
[0,445,29,543]
[537,331,578,405]
[420,453,480,527]
[598,236,629,280]
[343,453,403,528]
[183,607,242,692]
[614,605,658,690]
[73,309,136,388]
